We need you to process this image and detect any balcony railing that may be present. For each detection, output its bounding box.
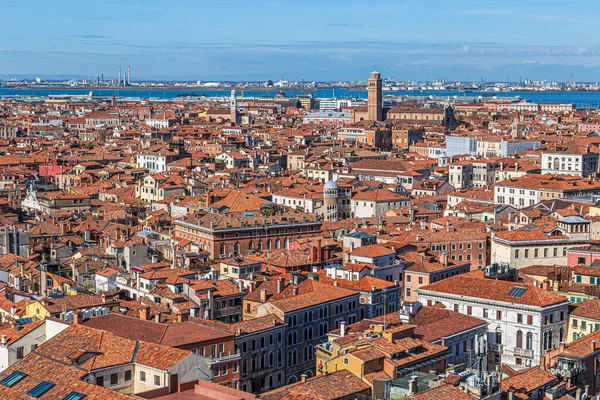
[489,343,503,353]
[210,350,241,364]
[513,347,534,358]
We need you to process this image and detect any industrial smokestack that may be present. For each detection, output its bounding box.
[118,65,121,85]
[127,65,131,85]
[123,72,127,86]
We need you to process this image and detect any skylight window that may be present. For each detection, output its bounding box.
[507,287,527,297]
[27,381,55,397]
[63,391,86,400]
[0,371,26,387]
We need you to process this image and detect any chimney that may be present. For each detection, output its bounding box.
[73,310,81,325]
[238,280,244,293]
[591,340,596,353]
[277,277,285,293]
[259,288,267,303]
[543,280,551,291]
[408,376,418,395]
[249,282,256,293]
[440,252,448,266]
[71,261,77,283]
[340,321,346,337]
[317,238,322,264]
[486,374,493,394]
[0,335,6,345]
[10,306,16,316]
[207,289,215,319]
[140,306,150,321]
[101,293,107,303]
[40,265,47,296]
[154,314,160,323]
[300,374,307,383]
[292,287,298,296]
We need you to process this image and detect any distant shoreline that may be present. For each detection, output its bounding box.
[0,85,326,92]
[2,85,600,94]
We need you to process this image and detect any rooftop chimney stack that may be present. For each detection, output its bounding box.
[127,65,131,85]
[408,376,418,395]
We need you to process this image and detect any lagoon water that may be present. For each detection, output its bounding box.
[2,87,600,106]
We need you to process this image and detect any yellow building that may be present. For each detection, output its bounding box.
[25,293,120,319]
[518,265,570,292]
[568,298,600,343]
[315,320,449,397]
[589,201,600,217]
[298,95,314,109]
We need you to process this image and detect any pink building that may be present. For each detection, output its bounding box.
[578,123,600,133]
[566,244,600,266]
[38,161,67,177]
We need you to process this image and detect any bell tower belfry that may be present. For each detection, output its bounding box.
[367,70,383,121]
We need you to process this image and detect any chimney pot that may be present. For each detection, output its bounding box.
[259,288,268,303]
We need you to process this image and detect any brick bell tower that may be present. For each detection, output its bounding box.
[367,70,383,121]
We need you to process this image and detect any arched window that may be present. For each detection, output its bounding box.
[284,238,289,249]
[526,332,533,350]
[553,157,560,170]
[249,241,254,249]
[258,240,263,250]
[269,376,273,388]
[516,331,523,349]
[219,244,225,256]
[275,239,281,249]
[269,352,274,366]
[234,242,240,254]
[267,240,272,250]
[559,327,564,343]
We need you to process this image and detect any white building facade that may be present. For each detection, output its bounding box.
[418,280,569,369]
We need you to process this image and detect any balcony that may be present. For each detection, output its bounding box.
[316,341,334,355]
[210,350,241,364]
[512,347,534,358]
[489,343,503,353]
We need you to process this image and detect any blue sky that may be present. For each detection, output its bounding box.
[2,0,600,81]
